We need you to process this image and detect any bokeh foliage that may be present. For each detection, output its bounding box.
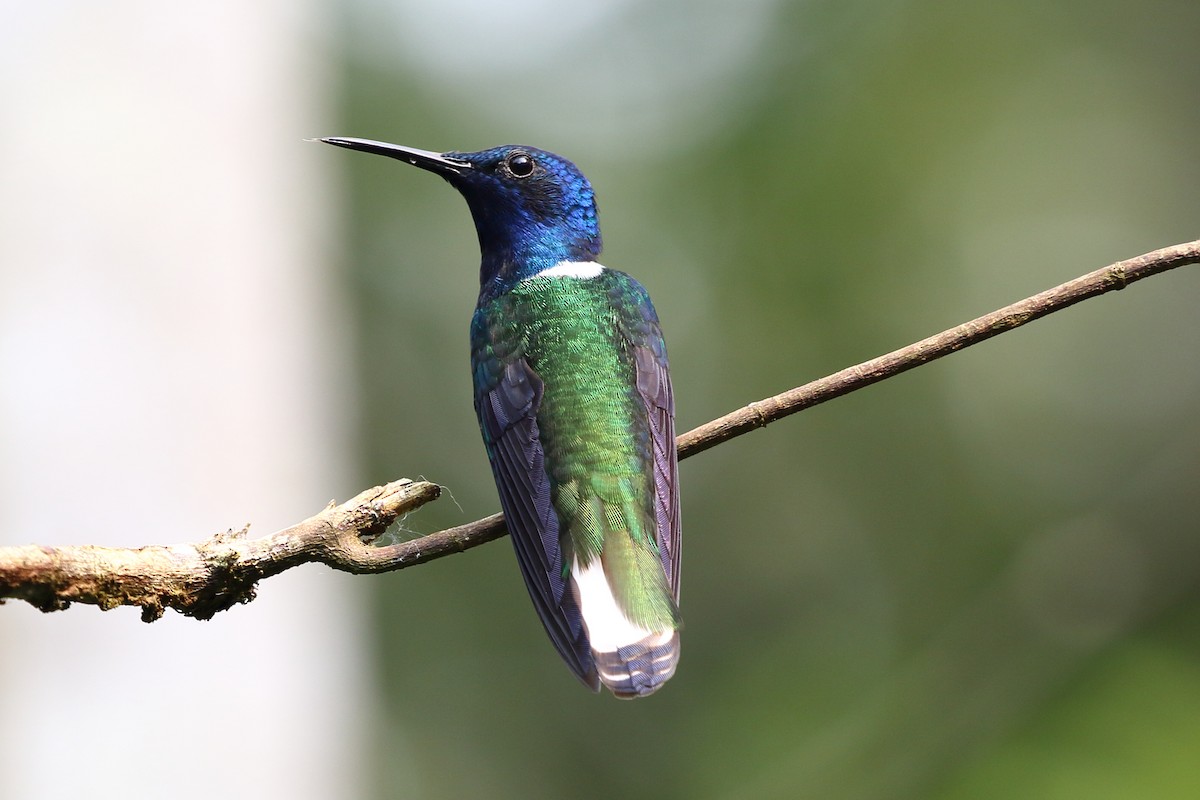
[329,1,1200,797]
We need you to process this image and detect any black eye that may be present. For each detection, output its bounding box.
[507,152,535,177]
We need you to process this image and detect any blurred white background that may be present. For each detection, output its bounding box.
[0,4,368,798]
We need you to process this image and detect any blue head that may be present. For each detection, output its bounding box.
[321,138,602,297]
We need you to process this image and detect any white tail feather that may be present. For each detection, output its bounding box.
[571,557,679,698]
[570,557,667,651]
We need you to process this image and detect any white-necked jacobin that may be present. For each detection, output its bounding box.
[321,137,681,698]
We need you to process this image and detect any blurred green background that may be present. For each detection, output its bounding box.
[330,1,1200,797]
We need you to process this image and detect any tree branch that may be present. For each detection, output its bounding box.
[0,479,442,620]
[2,240,1197,619]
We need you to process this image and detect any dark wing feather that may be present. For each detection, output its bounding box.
[633,341,680,599]
[626,303,681,601]
[475,355,598,690]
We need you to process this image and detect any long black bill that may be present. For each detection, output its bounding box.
[318,137,471,176]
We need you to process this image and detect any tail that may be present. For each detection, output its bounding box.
[571,555,680,698]
[593,630,680,699]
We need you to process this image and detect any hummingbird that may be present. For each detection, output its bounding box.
[321,137,681,698]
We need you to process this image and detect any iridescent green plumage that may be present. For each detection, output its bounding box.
[473,270,678,633]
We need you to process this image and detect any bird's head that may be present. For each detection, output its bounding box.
[321,138,603,290]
